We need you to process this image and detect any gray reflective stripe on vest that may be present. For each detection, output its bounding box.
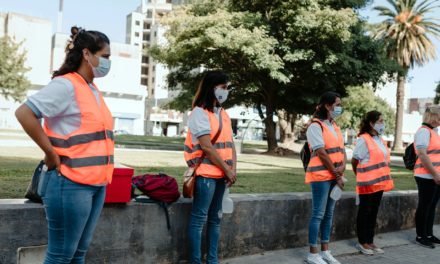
[312,147,344,157]
[60,155,114,168]
[356,162,389,173]
[306,162,344,172]
[186,157,201,167]
[202,158,234,166]
[357,175,391,186]
[49,130,114,148]
[427,149,440,154]
[414,161,440,169]
[184,141,234,154]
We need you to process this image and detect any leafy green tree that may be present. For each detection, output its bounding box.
[373,0,440,151]
[151,0,396,151]
[339,85,395,135]
[0,36,30,102]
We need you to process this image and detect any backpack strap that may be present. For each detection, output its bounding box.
[192,108,223,170]
[134,196,172,230]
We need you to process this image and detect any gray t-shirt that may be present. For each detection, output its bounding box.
[352,135,388,164]
[306,119,338,151]
[187,107,221,144]
[25,77,101,136]
[414,127,439,179]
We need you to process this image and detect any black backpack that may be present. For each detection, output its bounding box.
[300,121,323,172]
[403,143,417,170]
[403,123,434,170]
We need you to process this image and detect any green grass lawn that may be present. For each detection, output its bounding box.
[0,153,416,199]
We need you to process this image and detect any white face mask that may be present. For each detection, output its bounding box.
[214,87,229,104]
[373,123,385,135]
[330,106,342,119]
[89,55,111,78]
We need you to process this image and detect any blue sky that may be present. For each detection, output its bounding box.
[1,0,439,98]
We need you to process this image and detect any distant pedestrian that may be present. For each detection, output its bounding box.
[15,26,114,263]
[352,111,394,255]
[183,71,237,264]
[413,105,440,248]
[305,91,346,264]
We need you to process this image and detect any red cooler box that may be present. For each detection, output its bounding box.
[104,166,134,203]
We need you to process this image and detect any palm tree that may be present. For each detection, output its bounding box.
[373,0,440,151]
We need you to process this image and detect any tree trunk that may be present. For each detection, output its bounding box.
[257,103,278,151]
[392,72,406,151]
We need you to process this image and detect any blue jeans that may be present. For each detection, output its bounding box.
[308,180,337,247]
[41,170,106,264]
[188,176,226,264]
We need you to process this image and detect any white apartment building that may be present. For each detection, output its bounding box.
[0,12,146,135]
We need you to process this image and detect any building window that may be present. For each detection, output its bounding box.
[151,89,155,96]
[135,20,140,26]
[143,33,150,41]
[152,77,155,84]
[144,21,150,29]
[142,56,149,64]
[141,78,148,86]
[147,11,153,18]
[135,32,140,37]
[134,43,139,46]
[141,67,148,75]
[166,0,172,3]
[152,65,155,71]
[154,31,157,37]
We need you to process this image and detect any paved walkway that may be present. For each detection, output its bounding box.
[224,225,440,264]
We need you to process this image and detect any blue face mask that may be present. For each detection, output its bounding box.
[330,106,342,119]
[89,55,111,78]
[373,123,385,135]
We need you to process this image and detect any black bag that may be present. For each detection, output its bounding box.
[24,160,45,203]
[403,143,417,170]
[300,121,323,172]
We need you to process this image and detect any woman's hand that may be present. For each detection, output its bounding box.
[433,175,440,185]
[44,151,60,171]
[336,177,345,189]
[225,170,237,187]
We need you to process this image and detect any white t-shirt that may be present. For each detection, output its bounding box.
[352,135,388,164]
[306,119,338,151]
[187,107,221,144]
[414,127,439,179]
[25,77,101,136]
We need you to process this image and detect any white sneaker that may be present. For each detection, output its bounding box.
[319,250,341,264]
[356,243,374,255]
[370,246,384,254]
[305,253,327,264]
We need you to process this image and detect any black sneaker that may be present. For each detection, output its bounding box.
[416,237,435,248]
[428,235,440,244]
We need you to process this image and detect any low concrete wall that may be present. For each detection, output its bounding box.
[0,191,436,264]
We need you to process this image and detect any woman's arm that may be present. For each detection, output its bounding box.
[198,134,236,184]
[15,104,60,170]
[351,158,359,175]
[418,149,440,184]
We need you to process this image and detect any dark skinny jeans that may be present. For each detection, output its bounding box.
[415,177,440,238]
[357,191,383,244]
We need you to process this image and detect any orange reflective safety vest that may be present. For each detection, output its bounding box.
[44,72,115,185]
[355,134,393,194]
[414,126,440,175]
[305,119,345,183]
[184,108,234,179]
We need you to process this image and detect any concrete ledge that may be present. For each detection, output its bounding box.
[0,191,436,263]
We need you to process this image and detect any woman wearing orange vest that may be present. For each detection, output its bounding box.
[184,71,237,264]
[15,26,114,264]
[351,111,394,255]
[413,105,440,248]
[305,91,345,264]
